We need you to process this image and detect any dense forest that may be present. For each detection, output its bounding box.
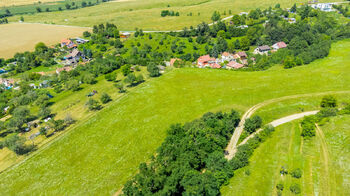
[122,110,276,195]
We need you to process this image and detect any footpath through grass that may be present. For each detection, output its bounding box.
[221,115,350,195]
[0,40,349,194]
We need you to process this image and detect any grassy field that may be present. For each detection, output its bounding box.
[7,0,342,30]
[0,66,151,171]
[0,39,349,195]
[221,115,350,195]
[0,23,88,59]
[0,0,60,7]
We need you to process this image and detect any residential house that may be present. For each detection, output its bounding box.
[75,37,89,44]
[120,32,131,39]
[56,67,73,74]
[234,51,248,65]
[226,61,244,69]
[310,3,335,12]
[64,49,83,65]
[254,45,271,55]
[209,63,221,69]
[61,39,77,49]
[272,42,287,50]
[236,25,248,29]
[197,55,216,68]
[169,58,181,66]
[220,52,235,63]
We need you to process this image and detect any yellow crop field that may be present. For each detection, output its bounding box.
[0,0,58,7]
[0,23,88,59]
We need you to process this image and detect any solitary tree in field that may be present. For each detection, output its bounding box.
[211,11,221,22]
[36,7,42,13]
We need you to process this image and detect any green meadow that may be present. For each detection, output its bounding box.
[221,115,350,195]
[0,40,349,194]
[7,0,341,30]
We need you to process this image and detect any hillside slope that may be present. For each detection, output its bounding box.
[0,40,349,195]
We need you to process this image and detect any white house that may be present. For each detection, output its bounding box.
[254,45,271,55]
[272,42,287,50]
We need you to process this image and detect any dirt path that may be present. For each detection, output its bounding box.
[238,111,318,147]
[315,124,332,196]
[224,90,350,160]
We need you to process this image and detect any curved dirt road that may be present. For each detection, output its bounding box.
[224,90,350,160]
[238,110,318,147]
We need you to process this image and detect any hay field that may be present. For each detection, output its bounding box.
[0,23,88,59]
[0,0,59,7]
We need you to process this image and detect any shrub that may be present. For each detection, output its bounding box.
[316,108,337,119]
[320,95,337,108]
[100,93,112,104]
[85,98,101,111]
[290,183,301,194]
[276,183,284,191]
[291,168,302,178]
[300,116,316,138]
[280,166,288,175]
[245,169,250,176]
[105,72,116,81]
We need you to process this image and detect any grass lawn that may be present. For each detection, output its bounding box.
[7,0,342,30]
[221,115,350,195]
[0,23,88,59]
[0,40,349,195]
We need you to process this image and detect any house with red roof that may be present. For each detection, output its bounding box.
[220,52,235,63]
[61,39,77,49]
[226,61,244,69]
[272,42,287,50]
[210,63,221,69]
[197,55,216,68]
[169,58,181,67]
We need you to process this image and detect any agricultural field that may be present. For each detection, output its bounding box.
[0,0,60,7]
[7,0,342,30]
[0,23,88,58]
[221,115,350,195]
[0,39,349,195]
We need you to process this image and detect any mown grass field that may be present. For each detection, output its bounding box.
[0,40,349,195]
[0,23,88,59]
[7,0,341,30]
[0,0,60,7]
[221,115,350,195]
